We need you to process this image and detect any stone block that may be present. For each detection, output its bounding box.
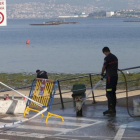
[0,99,26,114]
[133,98,140,116]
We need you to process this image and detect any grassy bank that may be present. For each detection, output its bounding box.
[0,73,93,89]
[0,72,140,90]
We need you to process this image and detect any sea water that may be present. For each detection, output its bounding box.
[0,18,140,74]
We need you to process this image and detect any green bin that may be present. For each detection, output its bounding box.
[71,84,86,107]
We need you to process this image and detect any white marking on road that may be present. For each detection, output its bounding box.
[0,131,50,139]
[1,116,97,127]
[53,135,140,140]
[123,137,140,139]
[0,115,102,138]
[47,120,91,127]
[55,120,102,136]
[53,135,114,139]
[2,116,27,121]
[0,108,47,129]
[0,122,72,132]
[2,116,97,122]
[53,137,78,140]
[127,121,140,129]
[113,124,127,140]
[63,116,98,121]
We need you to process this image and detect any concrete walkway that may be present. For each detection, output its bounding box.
[0,88,140,139]
[0,102,140,140]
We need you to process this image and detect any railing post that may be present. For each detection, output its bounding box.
[89,74,96,103]
[57,80,64,109]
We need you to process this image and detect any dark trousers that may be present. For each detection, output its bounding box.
[106,76,118,110]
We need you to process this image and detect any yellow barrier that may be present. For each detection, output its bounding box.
[24,78,64,122]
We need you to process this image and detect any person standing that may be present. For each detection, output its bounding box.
[101,47,118,115]
[36,70,48,79]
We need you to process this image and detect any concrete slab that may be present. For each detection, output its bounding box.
[0,103,140,140]
[0,99,26,114]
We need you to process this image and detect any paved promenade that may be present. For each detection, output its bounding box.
[0,103,140,140]
[0,89,140,139]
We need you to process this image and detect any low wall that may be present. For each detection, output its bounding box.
[0,99,26,114]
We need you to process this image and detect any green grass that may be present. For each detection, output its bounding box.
[118,72,140,90]
[0,72,140,90]
[0,73,36,89]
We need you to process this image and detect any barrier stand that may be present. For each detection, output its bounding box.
[0,79,64,128]
[24,78,64,122]
[0,82,47,128]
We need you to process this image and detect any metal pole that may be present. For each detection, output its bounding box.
[0,85,32,93]
[57,80,64,109]
[89,74,96,103]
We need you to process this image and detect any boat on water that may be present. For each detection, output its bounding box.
[45,21,79,24]
[30,21,79,26]
[123,20,140,22]
[30,22,60,26]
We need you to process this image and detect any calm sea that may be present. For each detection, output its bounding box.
[0,18,140,74]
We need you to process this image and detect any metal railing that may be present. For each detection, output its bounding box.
[0,85,31,92]
[56,66,140,109]
[57,74,98,109]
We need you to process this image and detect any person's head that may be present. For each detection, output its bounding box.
[102,47,110,55]
[36,69,40,74]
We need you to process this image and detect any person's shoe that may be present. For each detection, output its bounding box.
[103,109,116,115]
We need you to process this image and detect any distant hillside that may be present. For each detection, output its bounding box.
[8,0,140,10]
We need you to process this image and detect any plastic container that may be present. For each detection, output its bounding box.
[71,84,86,107]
